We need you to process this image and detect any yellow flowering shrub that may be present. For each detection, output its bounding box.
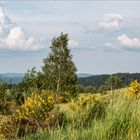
[40,90,64,104]
[127,80,140,97]
[12,92,55,137]
[0,115,15,139]
[44,106,67,129]
[55,96,64,104]
[69,94,106,123]
[15,92,54,122]
[13,91,66,137]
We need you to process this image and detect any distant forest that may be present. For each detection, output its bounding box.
[78,73,140,89]
[1,73,140,89]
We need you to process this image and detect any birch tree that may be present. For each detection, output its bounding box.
[42,33,78,96]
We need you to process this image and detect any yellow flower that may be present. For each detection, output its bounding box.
[127,80,140,97]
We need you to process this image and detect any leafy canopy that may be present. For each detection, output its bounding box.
[42,33,78,95]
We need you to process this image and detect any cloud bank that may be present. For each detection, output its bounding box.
[99,13,123,30]
[0,7,43,51]
[118,34,140,48]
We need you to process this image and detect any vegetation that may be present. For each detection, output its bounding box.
[42,33,78,96]
[106,75,122,90]
[1,33,140,140]
[22,85,140,140]
[78,73,140,89]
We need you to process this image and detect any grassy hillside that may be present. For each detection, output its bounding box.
[22,87,140,140]
[1,79,140,140]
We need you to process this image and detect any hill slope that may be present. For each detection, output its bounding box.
[1,72,140,86]
[77,73,93,78]
[0,73,24,84]
[78,73,140,88]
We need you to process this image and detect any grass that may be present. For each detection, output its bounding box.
[22,88,140,140]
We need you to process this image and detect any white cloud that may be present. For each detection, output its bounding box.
[68,39,79,49]
[99,13,123,30]
[0,7,44,51]
[118,34,140,48]
[104,42,114,48]
[104,42,121,52]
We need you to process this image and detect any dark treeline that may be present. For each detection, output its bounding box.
[78,73,140,89]
[1,73,140,91]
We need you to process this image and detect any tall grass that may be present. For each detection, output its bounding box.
[22,90,140,140]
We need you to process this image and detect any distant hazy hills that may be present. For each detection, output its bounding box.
[77,73,93,78]
[0,73,24,78]
[0,73,92,84]
[0,73,24,84]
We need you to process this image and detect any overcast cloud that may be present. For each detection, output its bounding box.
[0,1,140,74]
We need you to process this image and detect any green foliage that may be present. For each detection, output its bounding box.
[0,81,7,101]
[2,84,140,140]
[98,85,107,94]
[13,67,47,104]
[15,92,54,122]
[40,89,65,103]
[92,93,140,140]
[78,85,96,93]
[69,94,106,127]
[0,81,14,115]
[22,90,140,140]
[79,73,140,89]
[106,75,122,90]
[45,106,67,129]
[10,90,67,138]
[42,33,78,96]
[19,67,38,93]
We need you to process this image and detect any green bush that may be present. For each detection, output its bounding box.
[44,106,68,130]
[11,91,68,138]
[69,93,106,127]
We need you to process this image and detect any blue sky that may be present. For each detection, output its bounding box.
[0,1,140,74]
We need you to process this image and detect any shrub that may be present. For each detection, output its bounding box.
[44,106,68,130]
[127,80,140,97]
[69,94,106,127]
[41,90,65,103]
[0,100,18,115]
[15,92,54,122]
[13,92,55,136]
[12,91,67,137]
[0,115,16,139]
[98,85,107,95]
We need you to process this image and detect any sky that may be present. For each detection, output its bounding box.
[0,1,140,74]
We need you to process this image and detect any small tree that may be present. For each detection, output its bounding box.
[0,81,8,114]
[14,67,45,104]
[42,33,78,96]
[84,86,96,93]
[78,85,96,93]
[98,85,107,95]
[20,67,37,92]
[106,75,121,91]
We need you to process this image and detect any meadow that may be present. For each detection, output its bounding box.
[1,79,140,140]
[22,85,140,140]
